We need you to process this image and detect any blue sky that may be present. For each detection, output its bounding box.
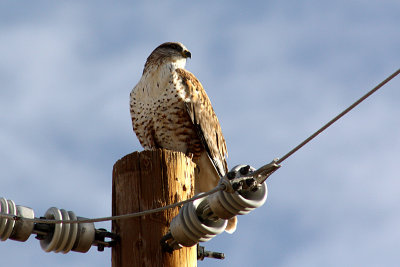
[1,1,399,266]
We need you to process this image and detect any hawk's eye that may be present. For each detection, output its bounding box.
[170,44,181,52]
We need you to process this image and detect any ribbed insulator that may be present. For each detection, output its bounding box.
[40,207,95,254]
[208,165,268,219]
[170,194,227,247]
[0,197,34,242]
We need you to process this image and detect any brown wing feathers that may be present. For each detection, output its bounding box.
[176,68,228,177]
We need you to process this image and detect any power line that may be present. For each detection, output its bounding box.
[0,68,399,225]
[277,68,400,164]
[0,184,226,224]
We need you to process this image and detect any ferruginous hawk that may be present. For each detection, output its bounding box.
[130,42,236,233]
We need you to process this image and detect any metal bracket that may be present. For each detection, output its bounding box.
[197,244,225,260]
[225,159,281,193]
[93,228,119,251]
[160,232,180,254]
[251,158,281,184]
[161,234,225,260]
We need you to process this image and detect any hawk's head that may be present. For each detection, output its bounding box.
[143,42,191,74]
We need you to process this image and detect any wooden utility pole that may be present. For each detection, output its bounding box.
[112,149,197,267]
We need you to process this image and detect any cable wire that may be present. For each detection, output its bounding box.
[277,68,400,164]
[0,69,398,225]
[0,184,225,224]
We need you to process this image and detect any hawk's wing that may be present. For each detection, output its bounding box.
[176,68,228,177]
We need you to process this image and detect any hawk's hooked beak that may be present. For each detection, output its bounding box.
[182,50,191,59]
